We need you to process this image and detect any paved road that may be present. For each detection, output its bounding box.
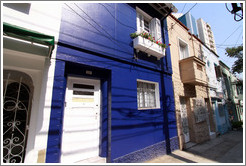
[146,129,243,163]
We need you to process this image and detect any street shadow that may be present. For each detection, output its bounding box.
[185,130,243,163]
[169,153,196,163]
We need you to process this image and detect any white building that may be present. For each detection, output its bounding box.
[203,44,230,136]
[197,18,217,54]
[2,3,62,163]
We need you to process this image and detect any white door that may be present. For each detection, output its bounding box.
[180,97,190,143]
[61,77,101,163]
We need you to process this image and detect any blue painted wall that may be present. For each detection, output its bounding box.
[46,3,178,163]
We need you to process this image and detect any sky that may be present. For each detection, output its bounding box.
[172,2,244,79]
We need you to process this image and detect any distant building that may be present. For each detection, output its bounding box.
[172,13,183,19]
[178,12,199,37]
[197,18,217,54]
[219,61,243,123]
[203,45,230,135]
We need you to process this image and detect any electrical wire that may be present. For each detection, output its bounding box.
[61,4,168,70]
[216,24,242,46]
[216,44,242,46]
[73,3,133,54]
[64,3,138,63]
[64,3,232,67]
[99,3,137,31]
[140,3,197,52]
[167,23,234,66]
[185,3,198,14]
[180,3,187,13]
[143,3,198,53]
[234,29,243,47]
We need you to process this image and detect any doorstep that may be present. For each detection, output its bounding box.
[75,156,106,163]
[185,142,197,149]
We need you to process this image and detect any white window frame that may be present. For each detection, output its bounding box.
[136,7,152,33]
[136,7,162,42]
[137,79,160,110]
[178,38,190,60]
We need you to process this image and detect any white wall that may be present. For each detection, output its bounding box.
[2,3,62,163]
[203,45,223,97]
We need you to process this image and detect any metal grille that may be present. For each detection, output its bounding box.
[3,73,31,163]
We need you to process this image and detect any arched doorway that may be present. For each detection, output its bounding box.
[3,70,33,163]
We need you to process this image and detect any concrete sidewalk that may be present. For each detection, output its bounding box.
[146,129,243,163]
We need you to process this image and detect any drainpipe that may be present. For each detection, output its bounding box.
[161,11,173,154]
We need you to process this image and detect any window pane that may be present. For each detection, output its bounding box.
[73,83,94,89]
[137,81,157,109]
[144,20,149,32]
[73,91,94,96]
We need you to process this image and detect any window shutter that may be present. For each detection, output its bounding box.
[215,65,222,78]
[150,18,156,39]
[137,12,144,33]
[150,18,162,41]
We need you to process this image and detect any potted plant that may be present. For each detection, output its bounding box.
[130,32,171,59]
[130,32,171,49]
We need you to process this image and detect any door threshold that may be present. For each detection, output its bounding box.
[185,142,197,149]
[75,156,107,163]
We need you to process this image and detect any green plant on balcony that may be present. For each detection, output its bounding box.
[130,32,171,49]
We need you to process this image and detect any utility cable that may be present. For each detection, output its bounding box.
[143,3,198,53]
[64,3,135,60]
[99,3,137,31]
[217,24,242,46]
[73,3,133,54]
[181,3,187,13]
[61,4,166,69]
[168,25,233,66]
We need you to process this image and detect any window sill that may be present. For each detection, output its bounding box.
[133,36,165,60]
[138,107,161,110]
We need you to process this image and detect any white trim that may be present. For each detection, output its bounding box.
[137,79,160,110]
[61,76,103,163]
[178,37,190,60]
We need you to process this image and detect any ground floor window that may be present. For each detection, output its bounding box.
[137,79,160,109]
[3,70,33,163]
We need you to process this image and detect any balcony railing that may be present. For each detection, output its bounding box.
[179,56,207,85]
[133,36,166,60]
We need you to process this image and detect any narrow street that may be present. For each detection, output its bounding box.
[146,129,243,163]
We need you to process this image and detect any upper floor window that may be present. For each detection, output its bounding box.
[136,7,162,42]
[214,63,222,80]
[179,39,189,59]
[207,60,210,67]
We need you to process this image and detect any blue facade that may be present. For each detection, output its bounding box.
[46,3,178,163]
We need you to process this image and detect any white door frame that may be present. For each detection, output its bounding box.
[61,76,104,163]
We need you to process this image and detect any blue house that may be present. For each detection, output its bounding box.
[46,3,178,163]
